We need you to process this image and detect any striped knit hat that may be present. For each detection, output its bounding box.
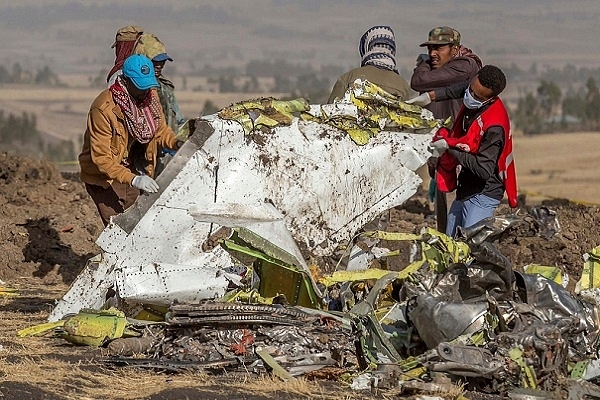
[359,25,397,72]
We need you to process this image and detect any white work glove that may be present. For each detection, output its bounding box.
[428,139,449,157]
[405,92,432,107]
[132,175,159,193]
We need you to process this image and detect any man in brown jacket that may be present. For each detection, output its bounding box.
[79,54,181,226]
[410,26,482,122]
[407,26,482,233]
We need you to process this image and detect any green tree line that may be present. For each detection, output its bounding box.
[0,63,63,85]
[514,77,600,134]
[0,110,74,161]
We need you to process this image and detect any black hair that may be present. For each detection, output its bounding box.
[478,65,506,97]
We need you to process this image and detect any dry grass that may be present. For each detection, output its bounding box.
[0,343,362,399]
[0,280,366,399]
[513,131,600,205]
[1,358,217,400]
[231,376,354,400]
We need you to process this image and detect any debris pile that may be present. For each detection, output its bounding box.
[47,83,435,321]
[108,303,356,380]
[10,85,600,398]
[23,212,600,398]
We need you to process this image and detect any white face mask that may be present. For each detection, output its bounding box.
[463,88,494,110]
[463,88,484,109]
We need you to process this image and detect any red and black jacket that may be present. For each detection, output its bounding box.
[434,98,518,208]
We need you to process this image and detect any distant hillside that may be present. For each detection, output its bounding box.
[2,0,599,77]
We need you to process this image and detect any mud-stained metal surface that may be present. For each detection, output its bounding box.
[50,110,432,321]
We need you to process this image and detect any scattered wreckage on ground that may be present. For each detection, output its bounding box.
[17,81,600,398]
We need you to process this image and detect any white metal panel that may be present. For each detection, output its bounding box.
[50,111,433,321]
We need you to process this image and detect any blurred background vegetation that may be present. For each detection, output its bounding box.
[1,60,600,162]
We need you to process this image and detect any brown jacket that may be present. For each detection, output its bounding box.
[327,65,411,103]
[79,89,178,188]
[410,55,480,122]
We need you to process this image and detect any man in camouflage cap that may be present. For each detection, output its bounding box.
[407,25,482,233]
[111,25,144,48]
[411,25,482,120]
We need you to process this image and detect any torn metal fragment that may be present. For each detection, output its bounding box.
[428,342,503,378]
[408,293,489,349]
[530,206,560,239]
[165,302,313,326]
[256,346,293,381]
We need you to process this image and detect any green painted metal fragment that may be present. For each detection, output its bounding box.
[59,308,128,346]
[523,264,564,285]
[256,347,293,381]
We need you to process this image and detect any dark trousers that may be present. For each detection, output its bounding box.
[85,182,140,226]
[435,190,448,233]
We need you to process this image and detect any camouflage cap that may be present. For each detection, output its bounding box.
[419,26,460,47]
[111,25,144,48]
[134,33,173,62]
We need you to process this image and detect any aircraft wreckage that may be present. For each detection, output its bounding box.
[22,80,600,397]
[49,80,438,320]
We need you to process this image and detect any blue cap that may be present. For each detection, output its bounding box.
[152,53,173,62]
[122,54,159,90]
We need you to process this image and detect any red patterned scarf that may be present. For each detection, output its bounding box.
[109,77,162,144]
[106,39,139,82]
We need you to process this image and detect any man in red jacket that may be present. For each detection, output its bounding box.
[414,65,517,237]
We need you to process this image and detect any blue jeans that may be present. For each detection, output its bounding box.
[446,194,501,237]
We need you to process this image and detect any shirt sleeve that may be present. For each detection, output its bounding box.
[327,75,350,103]
[151,91,179,150]
[448,126,504,181]
[434,81,469,102]
[174,98,186,127]
[156,123,178,150]
[87,106,136,185]
[411,58,476,92]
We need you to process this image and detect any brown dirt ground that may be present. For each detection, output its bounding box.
[1,150,599,399]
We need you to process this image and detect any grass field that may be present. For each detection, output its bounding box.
[513,131,600,205]
[0,81,259,144]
